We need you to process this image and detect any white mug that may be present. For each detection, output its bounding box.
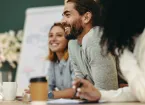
[0,82,17,101]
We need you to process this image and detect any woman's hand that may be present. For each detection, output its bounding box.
[24,89,30,94]
[72,78,101,101]
[24,85,30,94]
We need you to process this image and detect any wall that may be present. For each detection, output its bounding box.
[0,0,64,32]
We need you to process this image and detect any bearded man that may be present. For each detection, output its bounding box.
[62,0,118,94]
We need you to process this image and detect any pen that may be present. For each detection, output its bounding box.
[72,74,88,99]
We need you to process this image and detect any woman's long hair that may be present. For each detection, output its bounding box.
[47,23,69,62]
[100,0,145,56]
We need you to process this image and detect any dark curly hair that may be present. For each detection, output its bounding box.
[100,0,145,56]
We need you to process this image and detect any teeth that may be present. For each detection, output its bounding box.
[52,43,58,46]
[65,27,69,30]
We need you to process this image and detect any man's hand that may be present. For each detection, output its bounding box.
[72,78,101,101]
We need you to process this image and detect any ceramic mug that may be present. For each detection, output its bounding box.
[0,82,17,101]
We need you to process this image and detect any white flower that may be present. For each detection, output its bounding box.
[0,30,24,69]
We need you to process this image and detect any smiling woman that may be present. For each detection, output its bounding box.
[48,23,68,62]
[46,22,75,99]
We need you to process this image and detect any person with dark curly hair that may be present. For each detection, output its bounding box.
[72,0,145,102]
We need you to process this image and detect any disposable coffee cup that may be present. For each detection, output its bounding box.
[30,77,48,102]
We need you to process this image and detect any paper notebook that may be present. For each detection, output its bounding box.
[47,99,84,104]
[47,98,105,104]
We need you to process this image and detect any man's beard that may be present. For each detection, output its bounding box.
[65,25,84,40]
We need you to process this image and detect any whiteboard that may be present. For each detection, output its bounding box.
[16,5,64,96]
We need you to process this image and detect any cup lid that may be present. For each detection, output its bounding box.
[30,77,47,83]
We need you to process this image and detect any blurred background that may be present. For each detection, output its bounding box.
[0,0,63,32]
[0,0,64,82]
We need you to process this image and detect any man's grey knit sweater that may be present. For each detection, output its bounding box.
[68,26,118,90]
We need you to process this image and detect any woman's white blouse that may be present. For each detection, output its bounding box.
[100,29,145,102]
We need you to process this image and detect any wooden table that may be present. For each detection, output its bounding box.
[0,101,144,105]
[0,100,29,105]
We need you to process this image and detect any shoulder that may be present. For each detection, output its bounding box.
[47,61,56,71]
[135,29,145,70]
[68,40,80,55]
[66,58,72,69]
[134,29,145,59]
[82,26,103,49]
[137,29,145,52]
[68,40,78,48]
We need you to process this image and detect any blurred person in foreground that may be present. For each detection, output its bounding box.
[62,0,118,97]
[72,0,145,102]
